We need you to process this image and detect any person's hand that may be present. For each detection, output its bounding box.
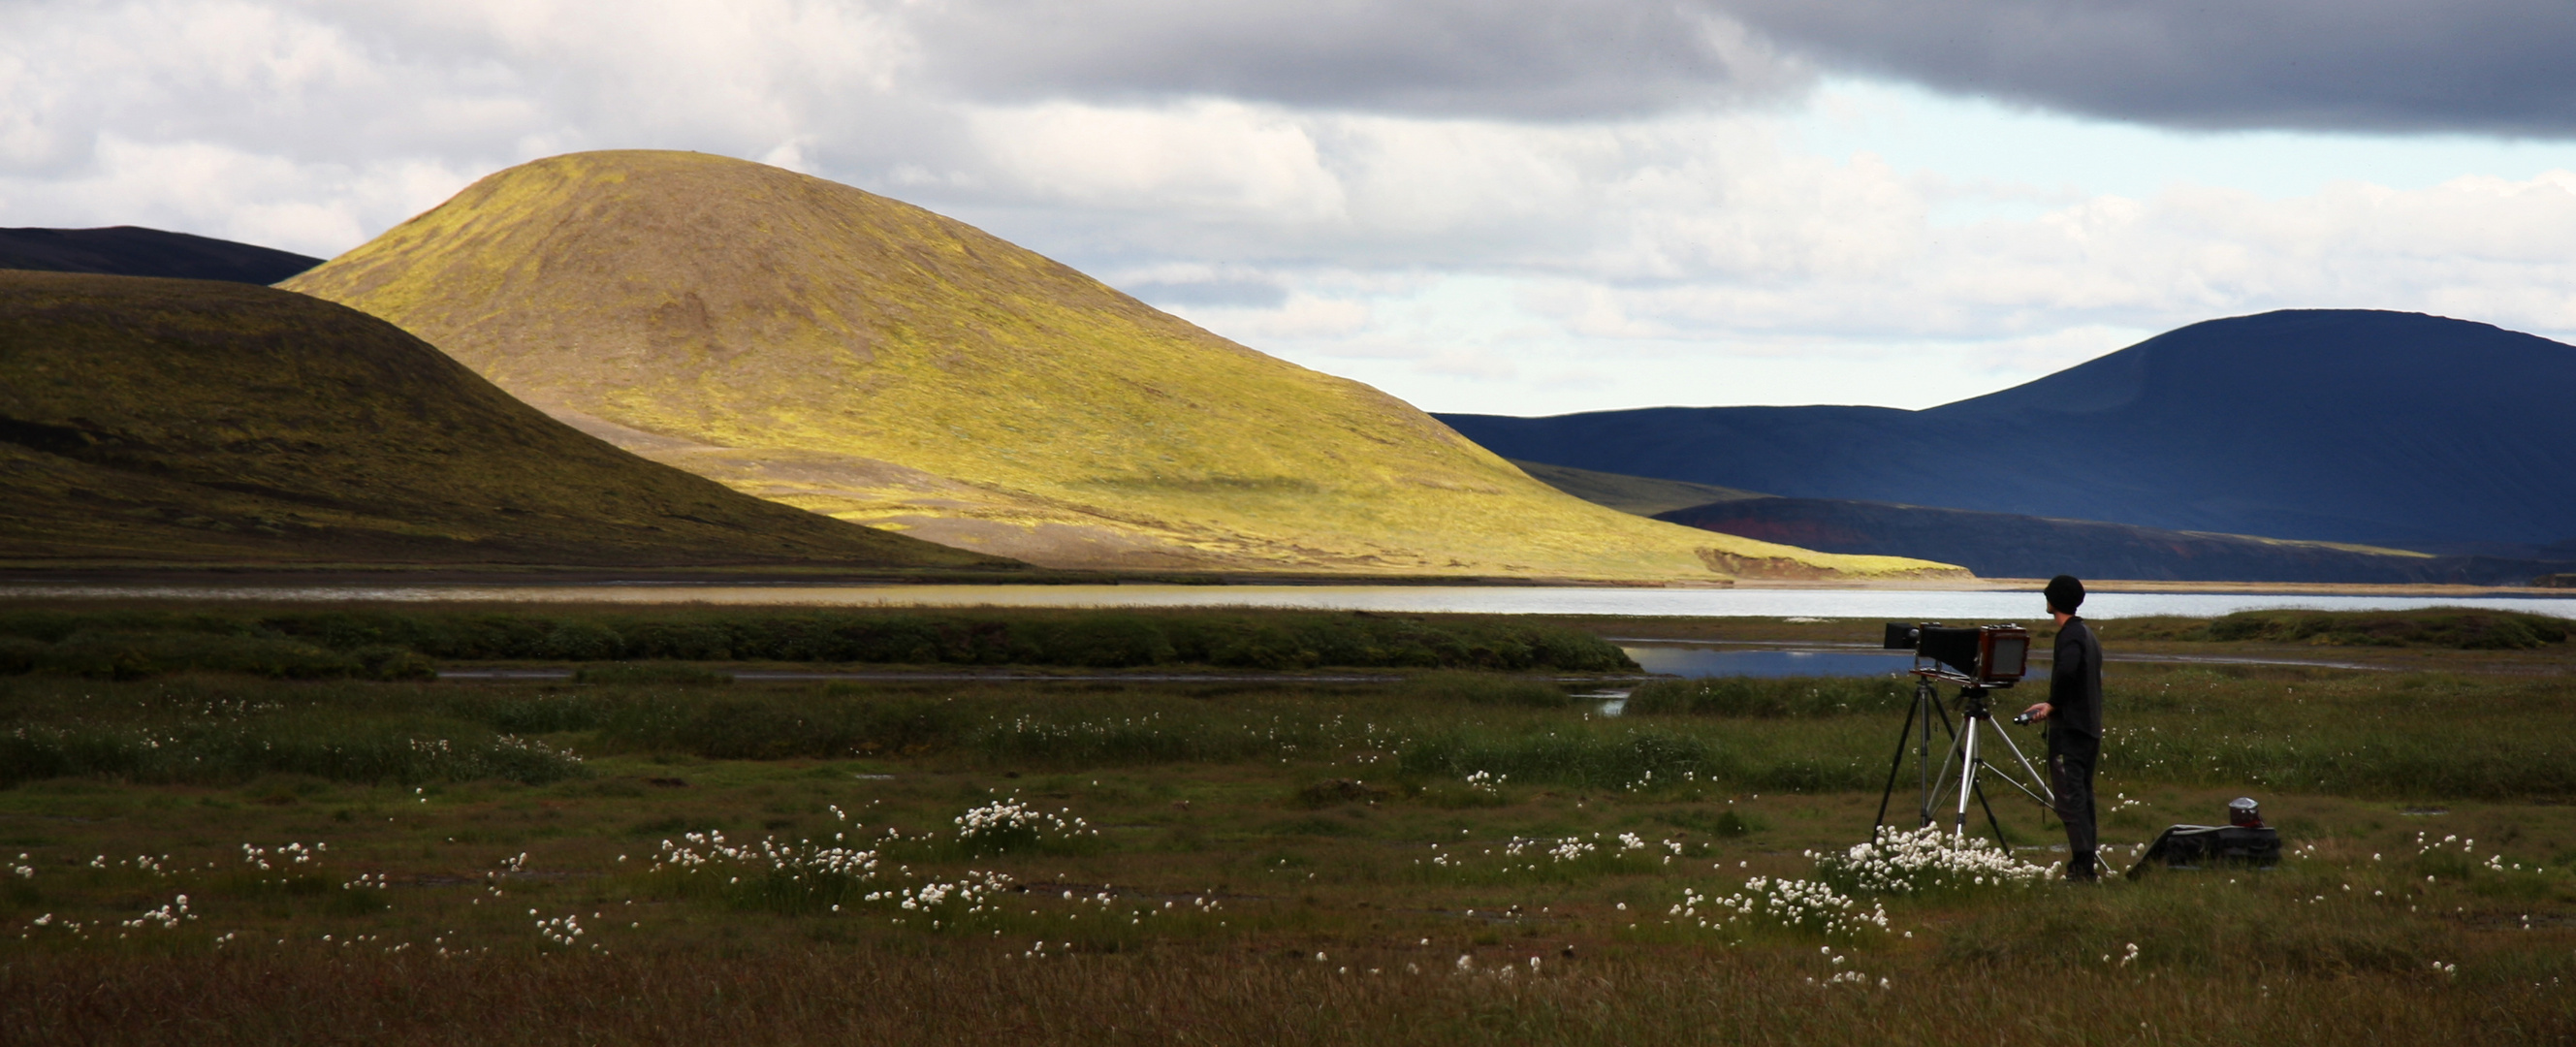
[2020,702,2051,722]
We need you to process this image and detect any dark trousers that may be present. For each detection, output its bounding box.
[2048,731,2100,877]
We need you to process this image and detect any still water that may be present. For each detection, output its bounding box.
[7,583,2568,620]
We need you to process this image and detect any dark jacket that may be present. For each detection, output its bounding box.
[2049,617,2103,741]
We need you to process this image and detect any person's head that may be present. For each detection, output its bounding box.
[2045,574,2085,621]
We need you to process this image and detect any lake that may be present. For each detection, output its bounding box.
[6,583,2569,619]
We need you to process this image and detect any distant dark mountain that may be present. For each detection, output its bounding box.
[1442,310,2576,554]
[1653,497,2572,586]
[1509,460,2573,584]
[0,226,321,284]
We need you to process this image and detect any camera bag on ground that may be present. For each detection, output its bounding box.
[2123,824,2281,878]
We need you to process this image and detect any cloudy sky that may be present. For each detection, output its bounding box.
[8,1,2576,415]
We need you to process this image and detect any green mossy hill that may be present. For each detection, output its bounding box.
[0,605,1638,676]
[0,271,1017,570]
[284,149,1956,583]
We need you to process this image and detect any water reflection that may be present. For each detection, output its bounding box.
[1619,646,1915,680]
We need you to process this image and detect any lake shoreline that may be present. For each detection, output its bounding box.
[4,566,2571,598]
[5,582,2569,622]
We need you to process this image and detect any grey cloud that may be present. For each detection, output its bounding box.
[1118,277,1291,308]
[908,0,2576,134]
[908,0,1808,118]
[1719,0,2576,136]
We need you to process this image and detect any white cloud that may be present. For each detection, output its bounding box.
[5,1,2576,416]
[967,101,1345,219]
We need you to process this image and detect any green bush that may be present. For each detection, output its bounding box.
[2205,608,2568,649]
[353,646,437,681]
[1044,616,1178,667]
[0,636,44,675]
[39,630,358,681]
[0,606,1640,673]
[594,694,972,761]
[0,722,586,788]
[570,663,733,686]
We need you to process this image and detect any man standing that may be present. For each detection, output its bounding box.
[2020,574,2103,881]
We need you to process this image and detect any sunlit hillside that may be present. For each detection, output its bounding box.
[284,150,1959,582]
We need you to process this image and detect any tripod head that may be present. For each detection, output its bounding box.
[1954,685,1994,720]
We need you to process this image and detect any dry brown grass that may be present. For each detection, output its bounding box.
[9,943,2567,1046]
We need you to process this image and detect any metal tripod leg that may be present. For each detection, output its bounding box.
[1986,720,2056,809]
[1935,706,2018,846]
[1923,689,1965,828]
[1875,678,1955,836]
[1872,677,2021,846]
[1870,681,1925,835]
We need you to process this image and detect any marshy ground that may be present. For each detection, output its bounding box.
[2,606,2571,1044]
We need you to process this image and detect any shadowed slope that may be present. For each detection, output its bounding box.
[0,226,321,284]
[1654,498,2576,585]
[1507,460,1770,517]
[1513,460,2571,584]
[283,150,1953,582]
[0,271,1019,570]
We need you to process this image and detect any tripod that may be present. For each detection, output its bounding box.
[1872,672,2054,845]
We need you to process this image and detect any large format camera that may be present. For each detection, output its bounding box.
[1882,622,2030,687]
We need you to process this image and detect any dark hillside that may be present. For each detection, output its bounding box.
[1507,460,1769,516]
[0,271,1021,570]
[1654,497,2572,585]
[1442,310,2576,555]
[1,226,321,284]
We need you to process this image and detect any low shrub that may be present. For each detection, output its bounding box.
[0,636,43,675]
[2205,608,2569,649]
[1398,671,1572,708]
[1626,676,1912,717]
[1293,777,1390,809]
[595,695,972,761]
[0,606,1640,673]
[0,722,586,787]
[570,663,733,686]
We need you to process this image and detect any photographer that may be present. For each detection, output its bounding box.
[2019,575,2103,881]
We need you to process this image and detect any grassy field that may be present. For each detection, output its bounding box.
[3,607,2571,1044]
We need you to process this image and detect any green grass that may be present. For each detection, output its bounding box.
[0,604,1638,674]
[1626,675,1915,717]
[3,621,2571,1044]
